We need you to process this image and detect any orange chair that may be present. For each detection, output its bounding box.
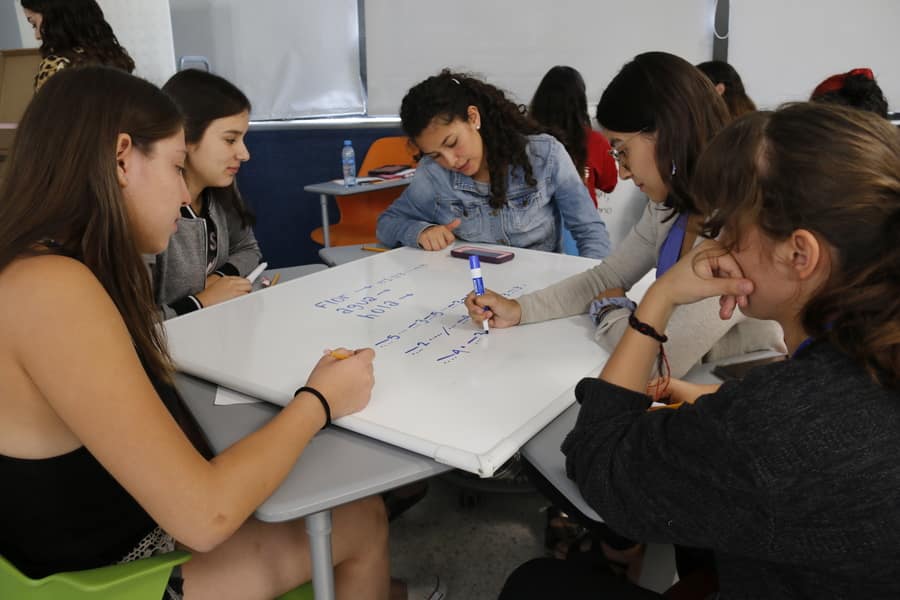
[310,136,417,246]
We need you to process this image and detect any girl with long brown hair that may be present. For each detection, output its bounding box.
[503,102,900,599]
[0,66,390,600]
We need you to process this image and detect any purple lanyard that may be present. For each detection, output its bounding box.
[792,337,815,358]
[656,213,689,277]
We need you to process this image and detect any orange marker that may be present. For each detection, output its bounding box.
[329,349,354,360]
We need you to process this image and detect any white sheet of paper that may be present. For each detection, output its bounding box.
[214,386,261,406]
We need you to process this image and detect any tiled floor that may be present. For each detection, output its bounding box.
[389,474,546,600]
[388,473,678,599]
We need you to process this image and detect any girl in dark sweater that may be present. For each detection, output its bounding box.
[501,102,900,599]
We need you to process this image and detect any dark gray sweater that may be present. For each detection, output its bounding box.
[563,341,900,599]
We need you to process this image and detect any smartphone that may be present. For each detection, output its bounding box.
[368,164,412,176]
[450,246,515,264]
[712,354,787,381]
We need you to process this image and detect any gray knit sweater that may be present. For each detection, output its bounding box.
[564,341,900,599]
[517,201,785,377]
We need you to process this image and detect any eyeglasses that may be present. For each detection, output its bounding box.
[607,129,647,164]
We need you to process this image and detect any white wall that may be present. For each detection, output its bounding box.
[365,0,717,116]
[98,0,177,86]
[729,0,898,111]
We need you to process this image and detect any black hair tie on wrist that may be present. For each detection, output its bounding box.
[628,313,668,343]
[294,386,332,429]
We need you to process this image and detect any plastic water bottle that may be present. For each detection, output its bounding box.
[341,140,357,186]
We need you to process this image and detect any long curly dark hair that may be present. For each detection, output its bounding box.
[21,0,135,72]
[400,70,546,209]
[529,66,589,175]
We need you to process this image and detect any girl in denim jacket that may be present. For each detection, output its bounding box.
[376,70,611,259]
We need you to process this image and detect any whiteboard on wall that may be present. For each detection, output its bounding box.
[728,0,898,112]
[169,0,365,119]
[364,0,716,116]
[164,246,610,476]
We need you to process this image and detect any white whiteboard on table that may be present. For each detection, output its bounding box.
[164,246,609,476]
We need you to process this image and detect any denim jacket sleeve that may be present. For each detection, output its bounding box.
[376,161,445,248]
[547,139,611,259]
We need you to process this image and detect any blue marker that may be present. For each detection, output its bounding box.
[469,255,490,333]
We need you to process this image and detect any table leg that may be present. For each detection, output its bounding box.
[319,193,331,248]
[305,510,335,600]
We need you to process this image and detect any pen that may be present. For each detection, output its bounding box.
[468,255,490,333]
[361,246,388,253]
[270,273,281,286]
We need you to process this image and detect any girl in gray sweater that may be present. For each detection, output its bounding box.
[150,70,262,319]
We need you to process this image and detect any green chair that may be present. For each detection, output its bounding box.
[0,551,191,600]
[1,552,314,599]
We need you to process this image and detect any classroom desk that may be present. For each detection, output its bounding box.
[175,373,450,600]
[303,179,410,247]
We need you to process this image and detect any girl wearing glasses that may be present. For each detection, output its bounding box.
[376,70,612,259]
[467,52,784,380]
[467,51,784,581]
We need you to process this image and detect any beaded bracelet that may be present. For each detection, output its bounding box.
[294,386,332,429]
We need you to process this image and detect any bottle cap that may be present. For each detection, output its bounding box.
[343,140,352,146]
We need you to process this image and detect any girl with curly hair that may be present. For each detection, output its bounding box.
[21,0,134,91]
[376,70,611,259]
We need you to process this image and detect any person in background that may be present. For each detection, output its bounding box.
[529,66,618,207]
[810,67,889,118]
[150,69,263,319]
[501,101,900,600]
[21,0,134,91]
[0,66,389,600]
[377,70,611,259]
[696,60,756,118]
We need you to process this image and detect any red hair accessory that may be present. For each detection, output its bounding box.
[812,68,875,98]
